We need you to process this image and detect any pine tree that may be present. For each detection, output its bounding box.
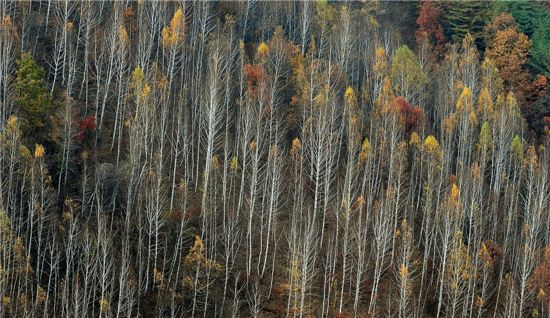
[440,2,492,50]
[15,52,52,142]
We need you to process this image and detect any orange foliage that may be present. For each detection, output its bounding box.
[122,6,134,20]
[244,64,266,98]
[448,175,458,186]
[484,13,516,47]
[485,22,530,102]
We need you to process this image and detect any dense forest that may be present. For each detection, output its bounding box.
[0,1,550,317]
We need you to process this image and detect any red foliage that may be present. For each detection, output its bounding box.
[244,64,265,98]
[75,115,96,142]
[395,96,424,132]
[78,115,96,130]
[416,1,445,57]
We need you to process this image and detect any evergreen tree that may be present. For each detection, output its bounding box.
[496,1,550,77]
[440,1,493,50]
[15,52,52,142]
[530,17,550,77]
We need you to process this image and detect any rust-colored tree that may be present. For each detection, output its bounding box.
[416,1,446,59]
[533,246,550,305]
[244,64,266,98]
[394,96,424,133]
[485,14,531,103]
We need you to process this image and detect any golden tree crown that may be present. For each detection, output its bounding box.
[34,144,45,158]
[257,42,269,56]
[423,135,440,153]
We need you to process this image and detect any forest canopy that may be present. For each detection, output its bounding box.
[0,1,549,317]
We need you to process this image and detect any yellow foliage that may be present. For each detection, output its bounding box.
[99,298,110,312]
[66,20,73,32]
[455,80,464,92]
[506,91,519,113]
[423,135,440,153]
[230,156,238,170]
[479,243,493,268]
[538,288,546,301]
[185,235,205,265]
[2,296,10,307]
[446,231,475,285]
[2,15,12,27]
[131,66,152,101]
[118,25,128,44]
[375,47,386,59]
[359,137,371,162]
[344,86,356,106]
[163,25,180,47]
[478,121,493,152]
[257,42,269,56]
[291,138,301,160]
[34,144,45,158]
[7,115,17,129]
[20,145,31,159]
[161,27,174,47]
[477,87,494,117]
[211,155,219,169]
[510,135,523,160]
[376,77,395,111]
[456,86,473,111]
[399,264,409,278]
[171,8,184,30]
[131,66,145,89]
[374,47,388,73]
[450,183,460,203]
[409,131,421,147]
[469,111,478,126]
[184,235,223,272]
[162,8,184,48]
[141,83,151,99]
